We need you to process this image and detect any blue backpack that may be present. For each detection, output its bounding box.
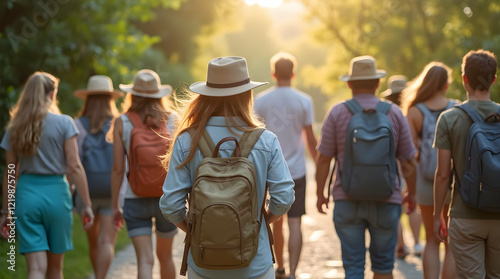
[416,100,458,181]
[77,116,114,198]
[340,99,398,200]
[457,103,500,212]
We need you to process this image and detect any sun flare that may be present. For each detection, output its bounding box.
[245,0,283,8]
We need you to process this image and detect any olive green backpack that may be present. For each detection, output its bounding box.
[180,128,274,275]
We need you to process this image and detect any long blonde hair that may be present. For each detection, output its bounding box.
[7,72,60,156]
[401,62,451,115]
[107,93,172,142]
[162,90,263,170]
[78,95,120,134]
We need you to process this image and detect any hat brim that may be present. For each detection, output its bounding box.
[339,70,387,82]
[119,84,172,99]
[74,89,123,100]
[189,81,268,97]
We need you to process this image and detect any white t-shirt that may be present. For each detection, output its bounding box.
[255,86,314,179]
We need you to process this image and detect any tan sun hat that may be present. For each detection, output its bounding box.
[339,55,387,82]
[74,75,123,99]
[189,56,268,97]
[380,75,407,98]
[119,69,172,99]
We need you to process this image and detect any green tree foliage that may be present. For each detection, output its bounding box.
[300,0,500,104]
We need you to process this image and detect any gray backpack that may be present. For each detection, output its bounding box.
[340,99,398,200]
[416,100,457,181]
[457,103,500,212]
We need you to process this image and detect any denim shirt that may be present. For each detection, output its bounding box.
[159,117,295,279]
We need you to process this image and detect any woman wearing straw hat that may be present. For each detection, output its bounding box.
[0,72,94,278]
[159,56,295,278]
[73,75,122,279]
[110,69,178,278]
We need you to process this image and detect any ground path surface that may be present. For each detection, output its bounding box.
[96,159,424,279]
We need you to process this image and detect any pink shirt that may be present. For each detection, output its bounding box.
[318,94,416,204]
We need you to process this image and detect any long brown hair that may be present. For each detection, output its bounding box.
[78,95,120,134]
[107,93,172,142]
[7,72,60,156]
[401,62,451,115]
[161,90,263,170]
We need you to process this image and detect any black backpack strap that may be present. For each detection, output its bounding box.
[239,128,265,158]
[198,129,216,158]
[344,99,363,114]
[458,103,484,123]
[375,100,392,115]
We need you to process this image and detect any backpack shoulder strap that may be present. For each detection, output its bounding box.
[239,128,265,158]
[126,111,144,128]
[198,129,216,158]
[344,99,363,114]
[79,116,91,132]
[447,99,460,109]
[375,100,392,115]
[458,103,484,123]
[415,103,433,118]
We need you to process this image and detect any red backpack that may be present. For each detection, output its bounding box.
[126,111,170,197]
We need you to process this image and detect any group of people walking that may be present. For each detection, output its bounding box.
[1,48,499,279]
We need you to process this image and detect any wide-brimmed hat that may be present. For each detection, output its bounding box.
[189,56,268,97]
[339,56,387,82]
[119,69,172,99]
[380,75,407,97]
[74,75,123,99]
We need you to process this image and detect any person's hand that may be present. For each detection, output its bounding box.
[316,194,329,214]
[0,215,10,239]
[80,206,95,231]
[433,215,447,243]
[112,207,124,231]
[402,192,416,215]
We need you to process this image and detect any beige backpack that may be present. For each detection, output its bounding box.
[180,128,274,275]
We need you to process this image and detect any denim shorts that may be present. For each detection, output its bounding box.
[333,200,401,278]
[122,197,177,239]
[16,174,74,254]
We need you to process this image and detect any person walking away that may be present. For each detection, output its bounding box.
[255,52,317,279]
[109,69,178,279]
[316,56,417,279]
[159,56,295,279]
[73,75,123,279]
[0,72,94,279]
[434,49,500,279]
[401,62,458,278]
[381,75,423,259]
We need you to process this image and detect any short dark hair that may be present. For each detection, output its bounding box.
[462,50,497,91]
[349,79,379,90]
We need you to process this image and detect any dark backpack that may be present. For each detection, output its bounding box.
[416,100,458,181]
[126,111,170,198]
[77,116,113,198]
[456,103,500,212]
[340,99,398,200]
[180,128,274,275]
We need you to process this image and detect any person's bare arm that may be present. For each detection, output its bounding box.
[315,153,333,214]
[65,136,94,230]
[433,148,451,242]
[303,125,318,160]
[111,117,126,231]
[401,157,417,213]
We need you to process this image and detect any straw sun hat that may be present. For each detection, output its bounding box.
[339,55,387,82]
[380,75,408,98]
[74,75,123,99]
[119,69,172,99]
[190,56,268,97]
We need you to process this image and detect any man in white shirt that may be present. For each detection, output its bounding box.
[255,52,317,279]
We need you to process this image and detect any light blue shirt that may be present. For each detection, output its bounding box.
[159,116,295,279]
